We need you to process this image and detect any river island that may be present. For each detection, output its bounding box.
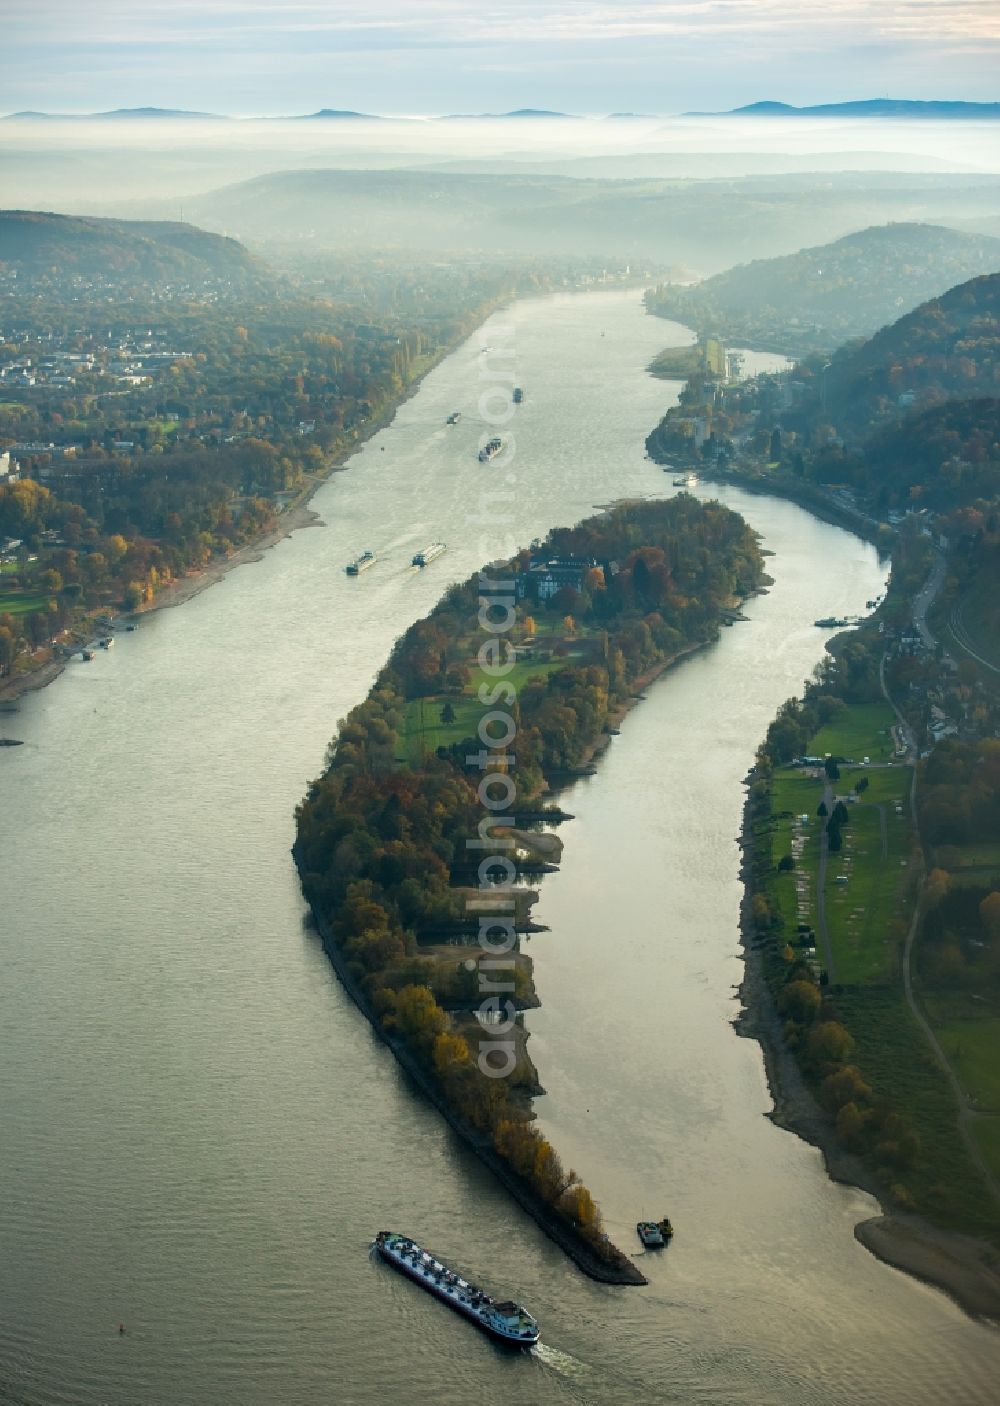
[294,495,766,1282]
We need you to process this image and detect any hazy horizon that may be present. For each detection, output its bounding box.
[6,1,1000,117]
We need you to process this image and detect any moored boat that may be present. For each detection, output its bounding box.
[346,550,377,576]
[637,1221,665,1248]
[411,542,447,567]
[446,411,461,424]
[373,1232,539,1346]
[512,387,524,404]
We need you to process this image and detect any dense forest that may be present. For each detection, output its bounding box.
[821,271,1000,430]
[645,223,1000,355]
[294,497,764,1270]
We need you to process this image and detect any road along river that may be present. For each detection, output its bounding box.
[2,290,998,1405]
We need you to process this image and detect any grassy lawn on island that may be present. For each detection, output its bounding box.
[835,987,1000,1241]
[469,655,570,696]
[402,696,485,763]
[402,638,599,765]
[810,701,898,764]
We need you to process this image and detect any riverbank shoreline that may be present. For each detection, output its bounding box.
[734,768,1000,1323]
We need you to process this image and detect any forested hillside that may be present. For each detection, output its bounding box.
[185,169,1000,272]
[0,211,261,287]
[645,224,1000,354]
[822,272,1000,430]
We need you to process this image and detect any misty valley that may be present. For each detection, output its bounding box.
[2,79,1000,1406]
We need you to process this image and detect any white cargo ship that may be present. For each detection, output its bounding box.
[373,1232,539,1347]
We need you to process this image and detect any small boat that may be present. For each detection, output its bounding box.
[346,550,377,576]
[479,437,504,463]
[446,411,461,425]
[512,387,524,404]
[412,542,447,567]
[637,1221,665,1248]
[374,1232,539,1346]
[100,636,114,649]
[672,473,698,488]
[81,649,95,661]
[125,623,138,632]
[657,1216,674,1240]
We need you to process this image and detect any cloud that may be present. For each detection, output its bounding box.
[8,0,1000,47]
[4,0,997,112]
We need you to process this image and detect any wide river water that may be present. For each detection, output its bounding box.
[2,290,999,1406]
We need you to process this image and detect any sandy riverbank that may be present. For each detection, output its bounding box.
[735,770,1000,1323]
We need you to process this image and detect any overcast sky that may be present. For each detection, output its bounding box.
[5,0,998,115]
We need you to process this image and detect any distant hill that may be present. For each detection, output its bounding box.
[3,107,226,121]
[441,108,573,120]
[184,169,1000,273]
[296,109,381,120]
[823,271,1000,428]
[647,223,1000,354]
[93,107,226,120]
[691,99,1000,119]
[0,210,261,285]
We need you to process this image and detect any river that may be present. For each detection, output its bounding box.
[1,290,998,1406]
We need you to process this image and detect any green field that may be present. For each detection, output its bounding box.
[836,987,1000,1239]
[770,690,916,986]
[972,1117,1000,1185]
[402,696,484,763]
[402,649,583,764]
[0,590,48,617]
[768,772,824,934]
[136,417,181,434]
[810,702,898,763]
[823,768,913,985]
[953,843,1000,867]
[922,1000,1000,1114]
